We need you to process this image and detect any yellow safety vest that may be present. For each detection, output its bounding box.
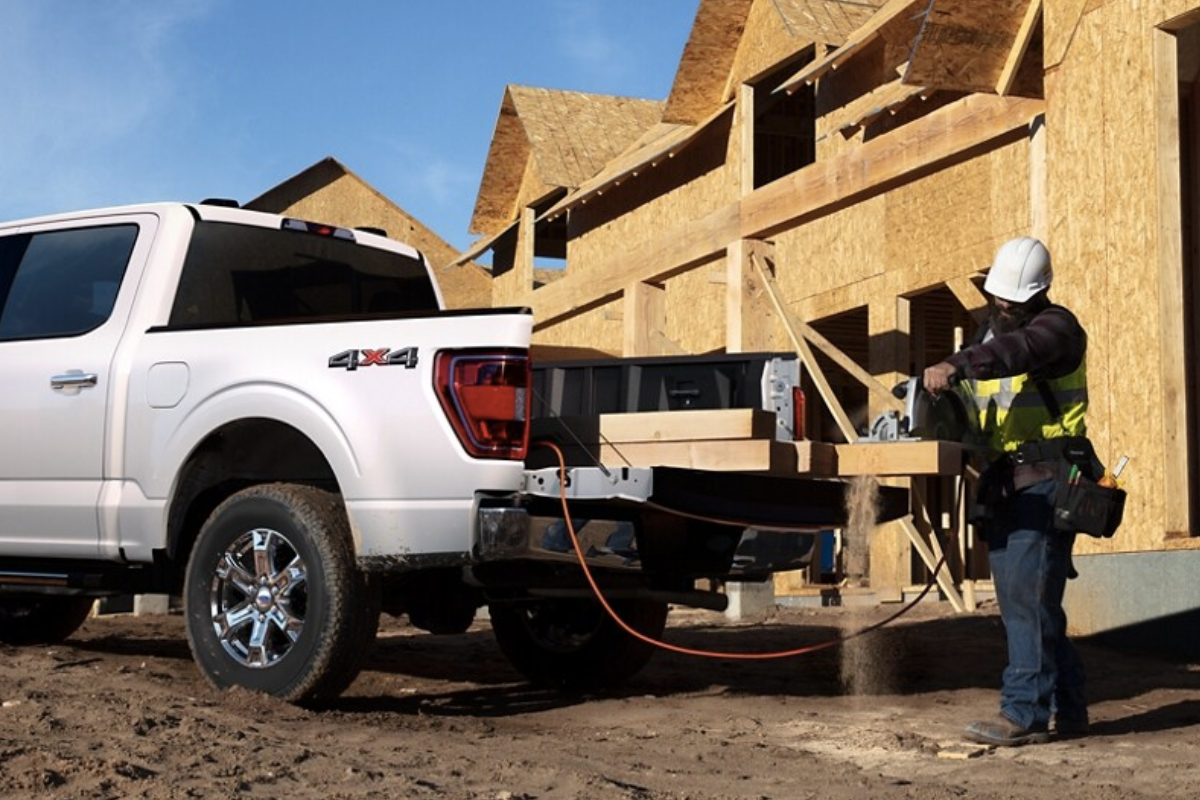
[969,356,1088,454]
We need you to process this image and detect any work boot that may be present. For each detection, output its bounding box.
[1053,715,1090,738]
[964,715,1050,747]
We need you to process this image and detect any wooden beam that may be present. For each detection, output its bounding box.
[996,0,1043,96]
[738,83,755,196]
[897,515,967,612]
[726,239,776,353]
[743,95,1044,240]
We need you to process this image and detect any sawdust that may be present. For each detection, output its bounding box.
[838,476,897,697]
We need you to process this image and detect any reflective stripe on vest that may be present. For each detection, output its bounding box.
[969,358,1088,453]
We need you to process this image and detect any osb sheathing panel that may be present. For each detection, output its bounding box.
[883,139,1031,283]
[267,174,491,311]
[1046,0,1176,552]
[663,261,728,354]
[663,0,754,125]
[730,0,811,87]
[530,298,623,354]
[772,197,889,303]
[771,137,1029,312]
[771,0,884,46]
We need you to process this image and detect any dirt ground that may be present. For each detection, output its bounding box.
[2,599,1199,800]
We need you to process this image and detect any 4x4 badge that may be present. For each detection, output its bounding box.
[328,347,419,371]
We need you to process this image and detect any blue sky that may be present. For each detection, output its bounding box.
[0,0,698,250]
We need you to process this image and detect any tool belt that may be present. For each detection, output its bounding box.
[972,436,1126,538]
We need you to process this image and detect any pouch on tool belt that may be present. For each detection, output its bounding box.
[1053,461,1126,539]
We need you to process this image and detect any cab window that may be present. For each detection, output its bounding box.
[0,225,137,341]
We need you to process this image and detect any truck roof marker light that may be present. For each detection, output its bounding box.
[435,350,530,460]
[281,218,356,241]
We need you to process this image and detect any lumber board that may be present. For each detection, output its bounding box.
[531,409,778,445]
[835,441,965,476]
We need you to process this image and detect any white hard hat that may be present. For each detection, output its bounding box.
[983,236,1052,303]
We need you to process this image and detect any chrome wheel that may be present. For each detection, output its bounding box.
[210,527,307,669]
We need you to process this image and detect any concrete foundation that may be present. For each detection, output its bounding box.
[1066,550,1200,659]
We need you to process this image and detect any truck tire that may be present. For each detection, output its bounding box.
[0,596,94,645]
[488,597,668,689]
[184,484,379,703]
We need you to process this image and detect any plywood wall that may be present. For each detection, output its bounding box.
[1046,0,1181,553]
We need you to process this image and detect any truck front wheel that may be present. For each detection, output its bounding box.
[184,484,378,704]
[488,597,668,689]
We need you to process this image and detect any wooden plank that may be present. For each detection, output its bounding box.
[742,95,1045,240]
[996,0,1043,96]
[532,409,778,445]
[1154,28,1192,537]
[835,441,965,476]
[532,438,779,473]
[533,438,838,477]
[792,440,838,476]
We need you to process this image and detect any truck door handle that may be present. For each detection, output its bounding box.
[51,371,99,390]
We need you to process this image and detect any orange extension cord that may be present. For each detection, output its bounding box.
[534,440,949,660]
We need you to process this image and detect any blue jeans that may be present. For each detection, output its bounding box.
[984,478,1087,729]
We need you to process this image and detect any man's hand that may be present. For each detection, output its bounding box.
[923,361,959,394]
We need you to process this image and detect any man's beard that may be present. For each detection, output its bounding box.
[991,303,1031,334]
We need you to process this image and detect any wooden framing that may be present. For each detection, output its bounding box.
[1154,26,1193,537]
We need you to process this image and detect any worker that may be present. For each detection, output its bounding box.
[923,236,1090,747]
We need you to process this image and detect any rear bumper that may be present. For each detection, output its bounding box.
[476,505,815,579]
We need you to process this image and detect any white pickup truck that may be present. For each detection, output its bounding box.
[0,201,542,701]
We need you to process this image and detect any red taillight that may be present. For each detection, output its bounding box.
[435,350,530,460]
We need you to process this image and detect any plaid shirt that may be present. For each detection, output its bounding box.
[946,304,1087,381]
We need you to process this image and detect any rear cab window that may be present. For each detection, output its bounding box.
[169,221,440,328]
[0,225,138,341]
